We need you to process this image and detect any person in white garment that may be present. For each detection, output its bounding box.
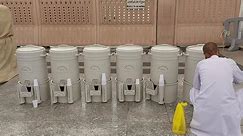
[190,42,243,136]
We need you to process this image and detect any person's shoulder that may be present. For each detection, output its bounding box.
[224,58,237,65]
[196,56,219,67]
[220,57,238,69]
[196,59,206,67]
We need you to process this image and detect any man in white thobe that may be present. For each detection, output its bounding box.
[190,42,243,136]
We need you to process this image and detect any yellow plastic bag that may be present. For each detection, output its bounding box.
[172,102,188,135]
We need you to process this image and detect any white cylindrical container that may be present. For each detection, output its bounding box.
[84,45,110,82]
[150,44,180,103]
[184,44,204,84]
[116,45,143,101]
[183,44,204,102]
[16,45,49,103]
[83,44,111,102]
[151,45,180,84]
[49,45,80,103]
[116,45,143,81]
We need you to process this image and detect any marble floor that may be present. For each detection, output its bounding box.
[0,48,242,136]
[0,74,192,136]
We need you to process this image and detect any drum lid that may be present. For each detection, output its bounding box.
[117,44,143,53]
[151,44,179,52]
[16,45,44,53]
[187,44,204,53]
[84,44,110,53]
[50,45,77,53]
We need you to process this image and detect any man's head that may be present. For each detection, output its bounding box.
[203,42,219,59]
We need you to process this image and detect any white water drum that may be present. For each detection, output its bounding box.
[184,44,204,83]
[84,45,110,82]
[116,44,143,101]
[16,45,49,103]
[150,44,180,103]
[49,45,80,103]
[183,44,204,102]
[83,44,111,102]
[116,45,143,82]
[151,45,179,84]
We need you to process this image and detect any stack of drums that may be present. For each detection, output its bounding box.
[49,45,80,103]
[116,45,143,102]
[183,44,204,102]
[150,45,180,103]
[83,44,111,102]
[16,45,49,103]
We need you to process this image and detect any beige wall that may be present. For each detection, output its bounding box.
[156,0,176,45]
[240,0,243,33]
[157,0,241,46]
[241,0,243,16]
[0,0,241,46]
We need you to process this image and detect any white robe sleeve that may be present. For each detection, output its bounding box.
[228,59,243,118]
[228,59,243,84]
[190,63,201,105]
[236,89,243,118]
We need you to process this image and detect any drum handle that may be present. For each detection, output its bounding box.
[182,52,189,56]
[40,53,48,57]
[147,52,151,55]
[109,52,116,56]
[143,52,146,55]
[76,53,83,56]
[178,52,183,57]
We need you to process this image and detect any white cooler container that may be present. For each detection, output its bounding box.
[146,45,179,104]
[16,45,49,104]
[49,45,80,104]
[183,44,204,102]
[83,44,111,102]
[116,44,143,102]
